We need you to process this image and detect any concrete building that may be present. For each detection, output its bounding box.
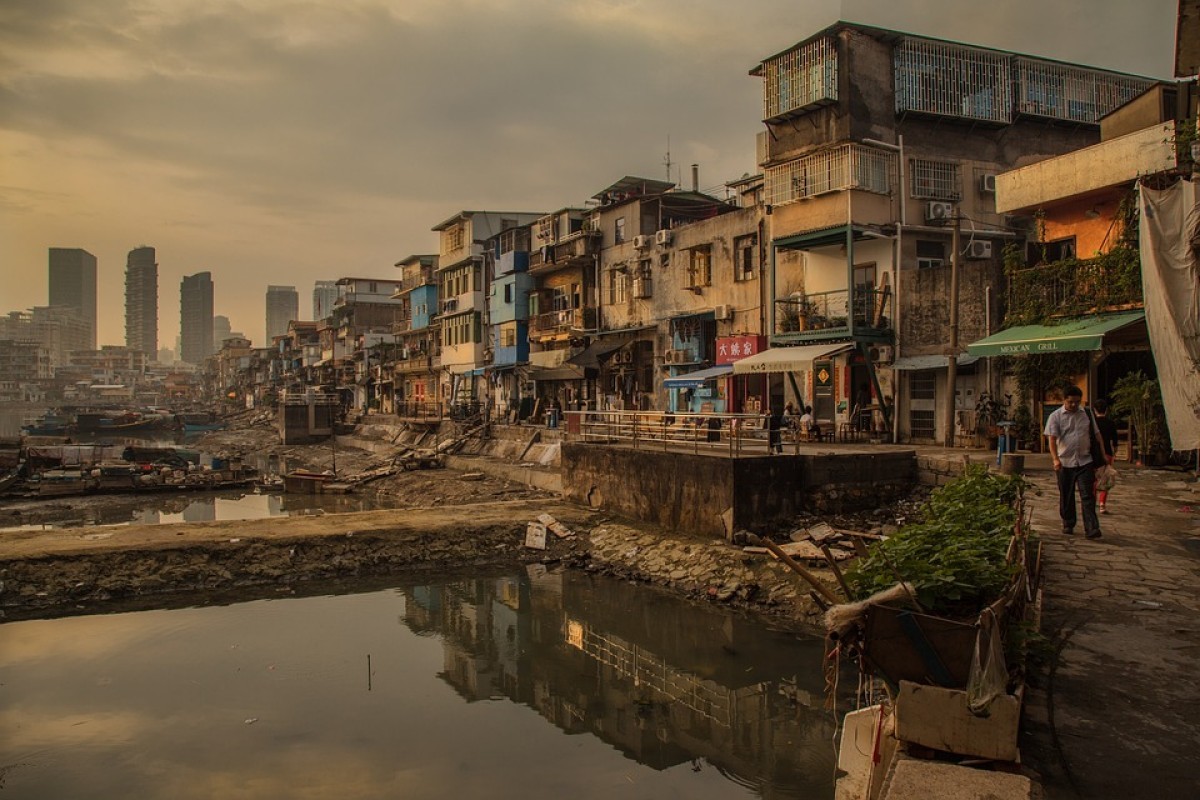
[48,248,97,349]
[313,280,339,322]
[180,271,214,365]
[125,246,158,356]
[484,227,534,418]
[748,21,1155,443]
[392,254,441,416]
[432,211,544,410]
[0,339,52,401]
[0,306,91,368]
[213,315,233,350]
[266,285,300,343]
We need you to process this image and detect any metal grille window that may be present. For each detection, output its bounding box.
[910,409,936,439]
[910,372,936,400]
[1015,58,1153,124]
[894,39,1011,124]
[688,247,712,287]
[765,145,894,206]
[734,234,757,281]
[761,36,838,121]
[910,159,961,200]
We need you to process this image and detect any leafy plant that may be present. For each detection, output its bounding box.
[1011,402,1037,446]
[845,464,1024,615]
[1110,371,1168,461]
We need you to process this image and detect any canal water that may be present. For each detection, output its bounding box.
[0,568,838,799]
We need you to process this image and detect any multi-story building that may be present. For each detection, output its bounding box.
[124,246,158,356]
[48,248,97,350]
[587,176,738,411]
[313,281,340,322]
[265,285,300,343]
[484,226,534,419]
[432,211,543,410]
[180,271,214,365]
[213,315,233,351]
[392,254,441,417]
[0,306,91,368]
[748,21,1155,442]
[0,339,52,401]
[66,345,148,386]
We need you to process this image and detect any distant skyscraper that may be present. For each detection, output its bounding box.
[48,248,97,349]
[180,271,214,365]
[213,315,232,350]
[265,285,299,342]
[313,280,339,321]
[124,246,158,355]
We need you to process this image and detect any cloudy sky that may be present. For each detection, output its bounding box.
[0,0,1178,350]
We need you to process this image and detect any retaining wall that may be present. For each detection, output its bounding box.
[563,444,918,539]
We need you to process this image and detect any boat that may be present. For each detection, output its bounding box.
[174,412,226,432]
[254,474,286,492]
[282,470,352,494]
[21,413,71,437]
[73,410,174,434]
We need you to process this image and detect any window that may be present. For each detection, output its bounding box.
[614,217,626,244]
[500,323,517,348]
[504,283,513,304]
[734,234,757,281]
[688,247,712,288]
[444,224,465,254]
[916,240,945,269]
[761,35,838,121]
[910,159,961,200]
[608,268,627,304]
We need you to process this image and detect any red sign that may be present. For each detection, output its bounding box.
[716,335,766,365]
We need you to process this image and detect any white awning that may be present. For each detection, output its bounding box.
[731,343,854,374]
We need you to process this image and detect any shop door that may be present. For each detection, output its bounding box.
[813,360,835,426]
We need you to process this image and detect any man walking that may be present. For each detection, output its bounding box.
[1045,386,1108,539]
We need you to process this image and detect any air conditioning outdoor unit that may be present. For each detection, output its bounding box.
[714,304,733,321]
[870,345,894,364]
[965,240,993,260]
[655,229,673,246]
[633,235,652,250]
[925,201,954,223]
[979,174,997,193]
[664,349,685,364]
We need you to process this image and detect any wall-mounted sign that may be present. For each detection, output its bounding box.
[716,335,766,365]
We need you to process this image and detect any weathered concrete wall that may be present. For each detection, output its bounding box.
[563,444,917,537]
[916,453,971,486]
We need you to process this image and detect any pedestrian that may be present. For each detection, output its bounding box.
[1092,398,1119,514]
[800,405,819,438]
[767,407,784,453]
[1044,386,1109,539]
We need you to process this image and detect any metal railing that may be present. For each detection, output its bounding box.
[564,409,835,457]
[395,401,443,421]
[775,287,893,336]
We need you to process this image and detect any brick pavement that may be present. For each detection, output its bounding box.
[1010,453,1200,800]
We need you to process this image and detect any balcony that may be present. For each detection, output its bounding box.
[395,353,437,373]
[531,308,596,338]
[1005,246,1142,324]
[528,230,602,274]
[774,288,894,342]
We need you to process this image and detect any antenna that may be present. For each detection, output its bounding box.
[663,135,673,183]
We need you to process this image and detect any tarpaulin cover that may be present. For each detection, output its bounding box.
[1139,179,1200,450]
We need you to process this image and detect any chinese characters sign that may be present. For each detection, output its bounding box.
[716,335,766,365]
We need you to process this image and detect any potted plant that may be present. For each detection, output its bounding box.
[1011,403,1038,452]
[1111,371,1168,465]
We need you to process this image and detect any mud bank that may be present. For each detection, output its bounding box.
[0,496,844,628]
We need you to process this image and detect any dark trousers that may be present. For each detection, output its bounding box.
[1057,464,1100,534]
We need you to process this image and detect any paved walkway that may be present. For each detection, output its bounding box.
[1008,453,1200,799]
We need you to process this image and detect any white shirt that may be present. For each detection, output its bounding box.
[1044,405,1095,468]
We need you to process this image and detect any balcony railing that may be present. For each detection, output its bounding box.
[395,353,438,373]
[764,144,895,207]
[775,287,894,338]
[531,308,594,336]
[395,401,443,421]
[528,231,601,272]
[1005,246,1142,324]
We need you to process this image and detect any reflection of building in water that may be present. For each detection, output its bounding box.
[398,568,835,790]
[181,500,217,523]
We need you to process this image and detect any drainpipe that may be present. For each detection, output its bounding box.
[945,213,961,448]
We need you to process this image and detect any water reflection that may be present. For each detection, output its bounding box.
[0,569,835,799]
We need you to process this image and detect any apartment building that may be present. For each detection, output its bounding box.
[392,254,441,417]
[749,21,1155,441]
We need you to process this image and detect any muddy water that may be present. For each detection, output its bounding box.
[0,568,837,799]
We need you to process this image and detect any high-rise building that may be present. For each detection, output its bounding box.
[124,246,158,355]
[313,280,340,321]
[265,285,299,343]
[180,271,214,365]
[48,248,97,349]
[213,315,232,350]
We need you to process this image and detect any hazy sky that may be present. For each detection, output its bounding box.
[0,0,1178,349]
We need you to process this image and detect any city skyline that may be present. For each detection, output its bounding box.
[0,0,1179,348]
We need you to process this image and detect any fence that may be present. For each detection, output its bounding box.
[565,409,830,457]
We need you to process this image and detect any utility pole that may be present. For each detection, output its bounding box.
[944,213,961,447]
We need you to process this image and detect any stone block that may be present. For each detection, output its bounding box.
[880,755,1033,799]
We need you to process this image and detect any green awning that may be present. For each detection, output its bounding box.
[966,311,1145,356]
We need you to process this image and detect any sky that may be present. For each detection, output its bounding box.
[0,0,1179,350]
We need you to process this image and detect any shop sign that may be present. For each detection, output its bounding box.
[716,335,766,365]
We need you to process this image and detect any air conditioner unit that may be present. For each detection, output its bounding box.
[979,174,997,193]
[632,277,652,298]
[965,240,993,260]
[925,201,954,223]
[616,348,633,364]
[714,304,733,321]
[664,349,683,364]
[633,235,652,250]
[655,229,673,246]
[869,345,894,364]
